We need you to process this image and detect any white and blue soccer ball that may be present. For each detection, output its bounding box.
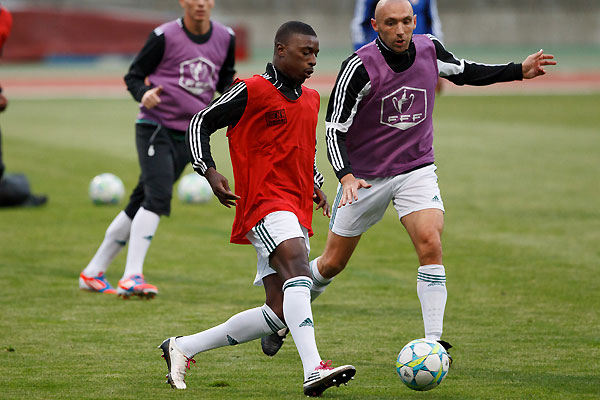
[89,173,125,205]
[177,173,212,204]
[396,338,450,391]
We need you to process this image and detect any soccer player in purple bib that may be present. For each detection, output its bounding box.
[262,0,555,357]
[79,0,235,298]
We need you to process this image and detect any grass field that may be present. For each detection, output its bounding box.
[1,94,599,399]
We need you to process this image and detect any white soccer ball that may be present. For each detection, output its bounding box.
[89,173,125,205]
[177,173,212,204]
[396,338,450,391]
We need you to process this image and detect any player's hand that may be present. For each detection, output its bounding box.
[204,168,240,208]
[313,185,331,218]
[522,50,556,79]
[339,173,371,208]
[141,85,163,109]
[0,93,7,112]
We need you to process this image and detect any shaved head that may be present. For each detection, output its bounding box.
[374,0,413,22]
[371,0,416,53]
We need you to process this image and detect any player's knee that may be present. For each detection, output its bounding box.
[265,299,284,322]
[142,196,171,216]
[271,239,310,279]
[415,231,442,261]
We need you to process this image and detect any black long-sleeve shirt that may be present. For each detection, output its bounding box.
[124,18,236,104]
[326,35,523,180]
[186,63,324,188]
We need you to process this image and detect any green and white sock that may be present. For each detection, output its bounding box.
[83,211,131,277]
[283,277,322,379]
[417,264,447,341]
[176,304,285,358]
[122,207,159,279]
[309,257,333,302]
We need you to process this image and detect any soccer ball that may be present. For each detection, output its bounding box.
[177,173,212,204]
[396,338,450,391]
[89,173,125,205]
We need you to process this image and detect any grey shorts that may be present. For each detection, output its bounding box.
[329,164,445,237]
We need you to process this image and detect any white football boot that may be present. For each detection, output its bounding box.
[158,337,195,389]
[303,360,356,397]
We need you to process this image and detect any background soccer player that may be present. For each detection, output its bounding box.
[159,21,355,397]
[263,0,556,358]
[79,0,235,297]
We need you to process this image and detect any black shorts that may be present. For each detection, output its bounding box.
[124,122,190,217]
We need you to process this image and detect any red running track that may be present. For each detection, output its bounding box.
[2,71,600,98]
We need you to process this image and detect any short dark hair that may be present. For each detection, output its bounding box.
[274,21,317,46]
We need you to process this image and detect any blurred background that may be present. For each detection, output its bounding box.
[1,0,600,97]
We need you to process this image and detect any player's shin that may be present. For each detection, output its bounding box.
[309,257,333,301]
[83,211,132,276]
[122,207,159,278]
[282,277,322,379]
[175,304,285,357]
[416,264,447,341]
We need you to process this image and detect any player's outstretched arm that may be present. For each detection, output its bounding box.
[522,50,556,79]
[339,173,371,208]
[204,167,240,208]
[313,185,331,218]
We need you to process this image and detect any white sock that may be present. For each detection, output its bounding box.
[175,304,285,358]
[417,264,447,341]
[83,211,131,277]
[122,207,159,279]
[309,257,333,302]
[283,277,322,380]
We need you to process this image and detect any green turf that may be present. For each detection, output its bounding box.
[0,94,599,399]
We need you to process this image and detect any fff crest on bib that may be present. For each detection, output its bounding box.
[380,86,427,130]
[179,56,217,95]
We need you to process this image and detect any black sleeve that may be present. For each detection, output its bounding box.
[124,31,165,102]
[324,54,371,180]
[216,32,236,94]
[429,35,523,86]
[186,81,247,175]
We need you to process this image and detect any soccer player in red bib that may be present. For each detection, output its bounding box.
[159,21,356,397]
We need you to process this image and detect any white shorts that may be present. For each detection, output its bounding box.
[330,164,445,237]
[246,211,310,286]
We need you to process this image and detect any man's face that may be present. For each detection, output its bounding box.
[179,0,214,23]
[371,0,416,53]
[276,33,319,83]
